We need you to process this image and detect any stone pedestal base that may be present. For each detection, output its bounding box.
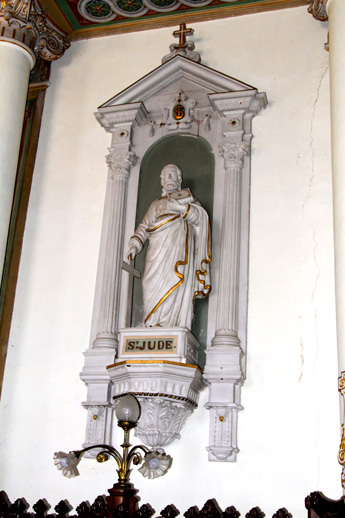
[117,327,200,364]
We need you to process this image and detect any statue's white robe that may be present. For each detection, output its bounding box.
[131,195,211,329]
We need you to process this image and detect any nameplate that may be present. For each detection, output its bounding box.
[124,336,177,354]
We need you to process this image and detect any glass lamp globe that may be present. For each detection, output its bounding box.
[115,394,141,425]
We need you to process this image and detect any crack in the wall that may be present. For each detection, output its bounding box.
[299,338,304,383]
[303,62,329,214]
[302,60,329,488]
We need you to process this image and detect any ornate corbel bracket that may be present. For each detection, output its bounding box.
[308,0,328,21]
[108,357,207,448]
[308,0,329,50]
[134,398,195,447]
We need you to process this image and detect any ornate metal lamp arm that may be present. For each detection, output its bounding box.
[70,440,147,486]
[54,395,172,484]
[68,439,152,486]
[73,444,123,466]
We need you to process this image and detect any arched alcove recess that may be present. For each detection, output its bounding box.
[131,134,215,368]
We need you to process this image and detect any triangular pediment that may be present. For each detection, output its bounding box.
[99,55,257,109]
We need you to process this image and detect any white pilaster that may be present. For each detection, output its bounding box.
[212,142,249,347]
[204,142,248,462]
[0,40,35,275]
[93,149,136,350]
[80,145,136,446]
[80,104,147,451]
[204,90,266,461]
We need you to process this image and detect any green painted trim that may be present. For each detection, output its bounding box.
[58,1,81,30]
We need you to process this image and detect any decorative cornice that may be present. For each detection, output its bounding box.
[249,94,268,115]
[211,97,252,113]
[98,111,144,129]
[96,103,148,133]
[209,91,268,120]
[308,0,328,21]
[0,0,70,61]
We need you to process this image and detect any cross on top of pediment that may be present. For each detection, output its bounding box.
[161,22,200,63]
[173,23,194,48]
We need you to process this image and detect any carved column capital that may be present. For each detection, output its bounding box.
[106,149,136,179]
[308,0,328,21]
[219,142,249,170]
[0,0,70,61]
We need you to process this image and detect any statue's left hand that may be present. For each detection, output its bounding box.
[167,198,188,214]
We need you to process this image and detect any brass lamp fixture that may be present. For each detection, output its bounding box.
[54,395,172,516]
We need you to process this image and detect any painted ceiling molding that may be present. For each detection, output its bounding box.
[40,0,309,40]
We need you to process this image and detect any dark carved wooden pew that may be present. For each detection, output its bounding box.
[1,490,344,518]
[305,492,345,518]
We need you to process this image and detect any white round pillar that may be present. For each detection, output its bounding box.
[0,39,35,275]
[325,0,345,487]
[327,0,345,378]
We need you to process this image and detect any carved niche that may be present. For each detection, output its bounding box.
[80,27,267,461]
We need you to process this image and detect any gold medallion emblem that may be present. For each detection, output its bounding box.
[173,104,185,120]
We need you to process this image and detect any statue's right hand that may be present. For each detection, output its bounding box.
[127,246,137,261]
[127,236,144,260]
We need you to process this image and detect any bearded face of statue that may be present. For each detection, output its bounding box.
[161,165,181,194]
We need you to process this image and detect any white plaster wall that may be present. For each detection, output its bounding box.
[0,6,339,518]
